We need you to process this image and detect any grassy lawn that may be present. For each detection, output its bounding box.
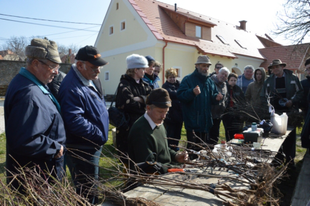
[0,133,5,183]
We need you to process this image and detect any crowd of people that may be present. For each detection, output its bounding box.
[4,37,310,203]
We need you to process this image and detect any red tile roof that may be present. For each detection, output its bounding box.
[259,43,310,71]
[130,0,267,60]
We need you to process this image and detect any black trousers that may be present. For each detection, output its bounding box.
[222,114,243,142]
[165,122,183,151]
[186,129,208,150]
[208,118,222,144]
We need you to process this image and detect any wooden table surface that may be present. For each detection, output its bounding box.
[124,130,292,206]
[125,168,248,206]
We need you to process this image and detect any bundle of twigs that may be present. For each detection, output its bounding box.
[222,96,269,124]
[1,166,92,206]
[0,137,288,206]
[92,137,288,206]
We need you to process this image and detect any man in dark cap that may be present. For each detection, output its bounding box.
[58,45,109,203]
[261,59,303,169]
[4,37,66,191]
[128,88,188,173]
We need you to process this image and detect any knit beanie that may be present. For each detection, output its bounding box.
[126,54,148,69]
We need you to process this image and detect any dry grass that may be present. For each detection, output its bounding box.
[0,122,307,205]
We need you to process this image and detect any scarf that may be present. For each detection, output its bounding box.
[19,67,61,113]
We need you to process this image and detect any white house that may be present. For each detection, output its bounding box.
[95,0,280,95]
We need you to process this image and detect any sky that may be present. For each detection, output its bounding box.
[0,0,301,49]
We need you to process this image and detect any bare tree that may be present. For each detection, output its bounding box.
[1,35,80,62]
[274,0,310,44]
[1,36,29,60]
[57,43,79,57]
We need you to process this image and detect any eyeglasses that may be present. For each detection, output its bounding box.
[38,60,60,73]
[216,67,222,69]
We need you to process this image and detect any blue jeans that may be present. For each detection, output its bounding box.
[65,146,102,204]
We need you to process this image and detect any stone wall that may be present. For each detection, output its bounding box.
[0,60,71,96]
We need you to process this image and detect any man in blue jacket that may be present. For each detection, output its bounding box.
[177,55,223,153]
[58,46,109,204]
[5,38,66,191]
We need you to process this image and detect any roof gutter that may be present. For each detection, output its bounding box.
[162,40,168,81]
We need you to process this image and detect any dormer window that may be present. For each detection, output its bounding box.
[109,26,114,35]
[216,35,229,45]
[235,39,247,49]
[195,26,201,38]
[121,21,126,31]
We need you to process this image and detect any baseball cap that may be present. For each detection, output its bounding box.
[75,45,108,66]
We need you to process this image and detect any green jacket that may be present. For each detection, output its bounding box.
[128,116,177,173]
[260,69,303,114]
[177,68,219,132]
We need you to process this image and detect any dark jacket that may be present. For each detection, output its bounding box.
[300,76,310,113]
[58,66,109,147]
[162,80,183,124]
[47,70,66,101]
[210,74,228,119]
[177,68,219,132]
[226,84,246,110]
[5,68,66,184]
[115,74,152,154]
[143,73,160,89]
[260,69,303,114]
[116,74,152,126]
[301,108,310,148]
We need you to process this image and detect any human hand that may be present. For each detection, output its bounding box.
[193,85,201,96]
[175,151,188,163]
[216,93,223,101]
[285,100,293,108]
[54,145,64,159]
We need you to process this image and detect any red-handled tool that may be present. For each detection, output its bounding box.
[168,168,184,172]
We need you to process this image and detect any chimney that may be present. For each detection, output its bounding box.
[69,49,72,55]
[239,20,247,31]
[175,3,177,12]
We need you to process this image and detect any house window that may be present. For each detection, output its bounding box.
[121,21,126,31]
[173,67,182,78]
[109,26,114,35]
[105,71,109,81]
[116,3,119,10]
[216,35,229,45]
[195,26,201,38]
[235,39,247,49]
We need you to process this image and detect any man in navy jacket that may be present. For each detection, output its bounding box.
[5,38,66,191]
[58,46,108,204]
